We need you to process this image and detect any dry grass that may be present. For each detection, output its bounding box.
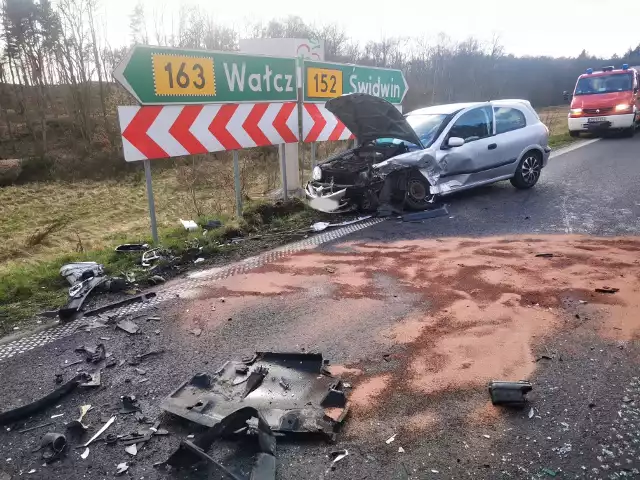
[0,153,282,274]
[537,105,574,148]
[538,105,568,136]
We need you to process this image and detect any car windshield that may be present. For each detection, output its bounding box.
[375,114,448,148]
[574,73,633,95]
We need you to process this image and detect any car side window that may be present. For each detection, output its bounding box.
[494,107,527,134]
[448,106,493,142]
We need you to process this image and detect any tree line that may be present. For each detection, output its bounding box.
[0,0,638,175]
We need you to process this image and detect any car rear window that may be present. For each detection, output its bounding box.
[494,107,526,134]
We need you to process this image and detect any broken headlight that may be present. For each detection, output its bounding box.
[312,166,322,181]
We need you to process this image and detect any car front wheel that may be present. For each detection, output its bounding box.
[405,173,435,210]
[510,151,542,189]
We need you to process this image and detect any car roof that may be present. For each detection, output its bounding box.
[407,99,534,116]
[407,102,482,115]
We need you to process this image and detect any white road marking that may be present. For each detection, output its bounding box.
[549,138,601,159]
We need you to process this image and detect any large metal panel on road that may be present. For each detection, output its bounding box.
[114,45,298,105]
[118,103,299,161]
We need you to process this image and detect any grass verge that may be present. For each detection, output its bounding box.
[0,198,330,335]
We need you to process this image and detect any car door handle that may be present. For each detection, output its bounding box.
[488,143,497,150]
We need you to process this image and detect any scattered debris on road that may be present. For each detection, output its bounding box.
[595,286,619,294]
[18,422,54,434]
[65,405,91,432]
[488,380,533,407]
[0,373,90,425]
[166,407,276,480]
[330,449,349,470]
[161,352,350,438]
[386,433,397,444]
[74,343,106,364]
[80,416,115,448]
[36,432,67,463]
[79,371,101,388]
[190,327,202,337]
[116,319,139,335]
[115,462,129,475]
[535,253,555,258]
[119,396,140,414]
[401,206,449,222]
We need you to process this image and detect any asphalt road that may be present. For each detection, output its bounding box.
[342,135,640,241]
[1,135,640,480]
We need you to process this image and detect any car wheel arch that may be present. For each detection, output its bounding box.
[515,146,545,169]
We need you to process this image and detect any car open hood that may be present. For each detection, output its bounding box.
[326,93,424,148]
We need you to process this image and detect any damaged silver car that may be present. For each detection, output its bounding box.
[306,94,551,213]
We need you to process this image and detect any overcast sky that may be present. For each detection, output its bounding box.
[99,0,639,59]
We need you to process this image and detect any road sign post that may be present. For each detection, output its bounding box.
[233,150,242,217]
[303,60,407,104]
[143,160,159,244]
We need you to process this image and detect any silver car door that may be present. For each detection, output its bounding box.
[493,106,530,173]
[438,105,498,180]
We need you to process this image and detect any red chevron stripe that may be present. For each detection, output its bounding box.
[348,133,355,140]
[328,121,347,141]
[122,106,167,159]
[303,103,326,142]
[209,104,242,150]
[273,102,297,143]
[170,105,207,154]
[243,103,270,146]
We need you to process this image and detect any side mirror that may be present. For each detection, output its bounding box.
[447,137,465,148]
[634,87,639,94]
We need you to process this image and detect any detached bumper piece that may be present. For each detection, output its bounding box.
[488,380,533,408]
[161,352,350,439]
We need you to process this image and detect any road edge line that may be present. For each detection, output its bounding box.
[550,138,601,159]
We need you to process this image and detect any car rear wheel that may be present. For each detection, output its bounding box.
[510,151,542,189]
[405,173,435,210]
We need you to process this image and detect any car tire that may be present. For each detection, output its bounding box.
[569,130,580,138]
[405,173,434,210]
[621,126,635,138]
[510,151,542,190]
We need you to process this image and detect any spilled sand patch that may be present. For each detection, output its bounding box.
[174,234,640,439]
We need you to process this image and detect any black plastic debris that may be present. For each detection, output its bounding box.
[201,220,223,230]
[242,366,268,399]
[165,407,276,480]
[115,243,149,253]
[161,352,349,438]
[0,373,90,425]
[595,286,619,294]
[535,253,555,258]
[488,380,533,408]
[35,432,67,463]
[82,293,157,318]
[75,343,106,364]
[119,396,140,414]
[401,206,449,222]
[79,371,101,388]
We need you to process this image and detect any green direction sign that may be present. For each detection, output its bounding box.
[303,60,407,104]
[113,45,298,104]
